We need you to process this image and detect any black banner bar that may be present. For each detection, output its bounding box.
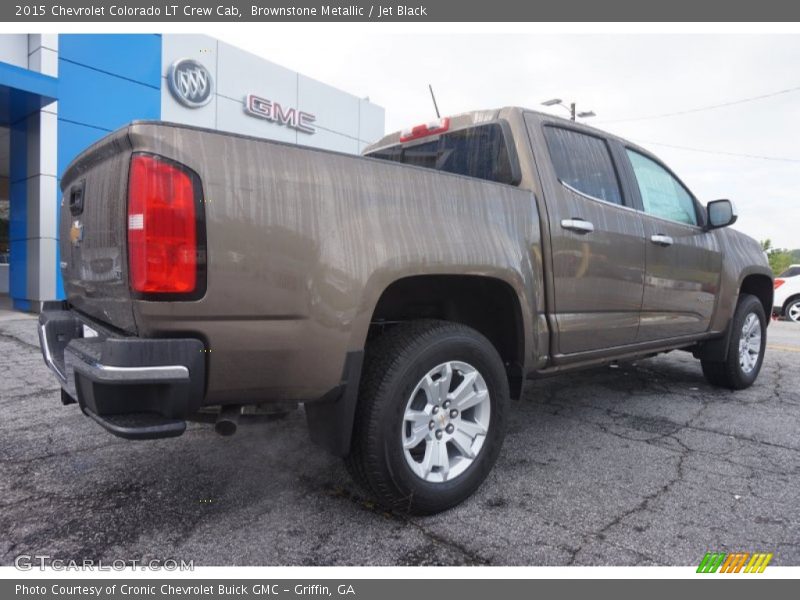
[4,0,800,22]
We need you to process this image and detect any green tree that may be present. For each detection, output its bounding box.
[770,251,793,275]
[760,239,795,275]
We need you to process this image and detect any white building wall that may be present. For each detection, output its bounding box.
[24,34,59,303]
[161,34,385,153]
[0,35,28,69]
[28,34,58,76]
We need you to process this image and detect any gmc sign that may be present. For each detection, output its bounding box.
[244,94,316,134]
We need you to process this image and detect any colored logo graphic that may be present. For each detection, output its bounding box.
[697,552,773,573]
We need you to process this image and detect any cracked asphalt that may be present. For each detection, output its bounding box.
[1,313,798,566]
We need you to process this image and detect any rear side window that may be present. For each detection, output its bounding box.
[367,123,517,185]
[544,127,622,205]
[626,149,698,226]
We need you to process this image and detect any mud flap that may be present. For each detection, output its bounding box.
[304,351,363,457]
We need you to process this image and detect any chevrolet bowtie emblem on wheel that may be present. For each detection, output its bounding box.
[168,58,213,108]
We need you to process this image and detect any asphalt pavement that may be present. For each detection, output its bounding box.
[1,312,798,566]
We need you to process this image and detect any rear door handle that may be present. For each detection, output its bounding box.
[650,234,674,247]
[561,218,595,234]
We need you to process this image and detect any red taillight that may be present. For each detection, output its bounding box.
[399,117,450,142]
[128,154,198,294]
[774,278,785,289]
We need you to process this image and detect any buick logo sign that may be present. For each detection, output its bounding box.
[168,59,213,108]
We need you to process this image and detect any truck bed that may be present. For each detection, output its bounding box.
[60,121,540,406]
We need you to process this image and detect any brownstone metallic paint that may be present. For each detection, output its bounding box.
[59,107,771,408]
[62,117,542,405]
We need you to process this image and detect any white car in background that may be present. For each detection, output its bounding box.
[774,264,800,323]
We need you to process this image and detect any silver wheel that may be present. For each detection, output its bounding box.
[788,301,800,323]
[402,361,491,483]
[738,312,762,374]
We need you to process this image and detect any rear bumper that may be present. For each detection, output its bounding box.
[38,308,205,439]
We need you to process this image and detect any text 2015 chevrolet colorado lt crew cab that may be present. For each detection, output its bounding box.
[39,107,773,513]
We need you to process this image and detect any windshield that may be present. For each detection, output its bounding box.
[366,123,517,185]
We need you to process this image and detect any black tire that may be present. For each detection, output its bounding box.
[345,320,508,515]
[784,297,800,323]
[701,293,767,390]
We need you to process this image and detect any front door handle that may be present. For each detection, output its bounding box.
[650,234,674,247]
[561,218,595,234]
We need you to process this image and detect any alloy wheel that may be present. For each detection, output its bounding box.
[401,361,491,483]
[738,312,762,374]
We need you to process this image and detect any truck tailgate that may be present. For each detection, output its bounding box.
[60,128,137,333]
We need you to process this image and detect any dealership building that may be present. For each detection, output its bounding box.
[0,34,385,311]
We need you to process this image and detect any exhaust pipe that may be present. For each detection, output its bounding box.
[215,405,241,436]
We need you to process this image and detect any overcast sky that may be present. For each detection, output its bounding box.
[216,33,800,249]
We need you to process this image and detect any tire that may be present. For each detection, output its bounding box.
[701,293,767,390]
[345,320,508,515]
[784,297,800,323]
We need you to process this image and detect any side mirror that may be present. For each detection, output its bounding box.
[706,199,737,230]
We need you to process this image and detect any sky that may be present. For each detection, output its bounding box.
[216,33,800,249]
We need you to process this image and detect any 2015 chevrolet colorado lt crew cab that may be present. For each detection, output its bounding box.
[39,107,773,513]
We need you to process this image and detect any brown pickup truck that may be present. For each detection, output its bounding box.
[39,107,772,513]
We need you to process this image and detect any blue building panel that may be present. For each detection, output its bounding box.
[57,59,161,138]
[8,238,27,307]
[53,34,163,300]
[8,111,29,304]
[8,180,27,242]
[0,61,57,125]
[55,244,64,299]
[2,34,167,306]
[57,120,113,178]
[59,34,162,88]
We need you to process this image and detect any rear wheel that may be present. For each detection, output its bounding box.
[701,293,766,390]
[785,298,800,323]
[346,320,508,515]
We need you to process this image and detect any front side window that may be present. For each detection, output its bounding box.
[626,149,698,226]
[543,127,623,205]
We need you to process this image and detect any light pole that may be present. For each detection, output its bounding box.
[541,98,596,121]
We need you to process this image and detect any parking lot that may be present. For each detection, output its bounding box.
[1,312,798,566]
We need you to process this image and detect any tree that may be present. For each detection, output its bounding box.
[770,251,793,275]
[760,239,795,275]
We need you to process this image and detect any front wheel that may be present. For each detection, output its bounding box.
[346,320,508,515]
[701,293,767,390]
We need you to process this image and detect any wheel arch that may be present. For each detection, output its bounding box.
[696,273,772,363]
[355,272,531,400]
[739,272,774,320]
